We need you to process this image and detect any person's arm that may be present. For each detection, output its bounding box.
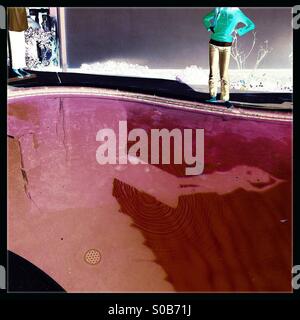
[202,9,216,32]
[236,9,255,37]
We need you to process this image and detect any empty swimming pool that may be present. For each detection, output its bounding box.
[7,86,292,292]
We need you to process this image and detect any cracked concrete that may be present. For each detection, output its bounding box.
[56,98,69,161]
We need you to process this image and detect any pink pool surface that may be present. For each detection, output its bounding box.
[8,87,292,292]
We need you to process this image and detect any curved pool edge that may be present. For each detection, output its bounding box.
[8,86,292,122]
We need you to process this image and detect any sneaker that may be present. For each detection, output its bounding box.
[206,96,217,103]
[19,69,32,77]
[224,101,233,108]
[12,68,24,79]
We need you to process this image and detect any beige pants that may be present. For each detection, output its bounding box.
[9,30,26,69]
[209,43,231,101]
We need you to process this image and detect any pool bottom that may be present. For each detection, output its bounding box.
[8,88,292,292]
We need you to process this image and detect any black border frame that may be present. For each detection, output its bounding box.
[1,1,299,310]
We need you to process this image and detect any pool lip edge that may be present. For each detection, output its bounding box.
[8,85,293,122]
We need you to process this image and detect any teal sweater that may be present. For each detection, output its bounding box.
[203,7,255,42]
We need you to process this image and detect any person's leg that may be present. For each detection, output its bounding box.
[219,46,231,101]
[9,31,26,70]
[208,44,219,100]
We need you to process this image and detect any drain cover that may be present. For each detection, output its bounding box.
[84,249,101,265]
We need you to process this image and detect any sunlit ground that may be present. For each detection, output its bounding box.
[29,61,293,93]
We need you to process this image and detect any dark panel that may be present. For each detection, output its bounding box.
[64,8,292,69]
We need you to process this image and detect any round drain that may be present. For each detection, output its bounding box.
[84,249,101,265]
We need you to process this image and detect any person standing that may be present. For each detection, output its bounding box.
[203,7,255,105]
[8,7,31,78]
